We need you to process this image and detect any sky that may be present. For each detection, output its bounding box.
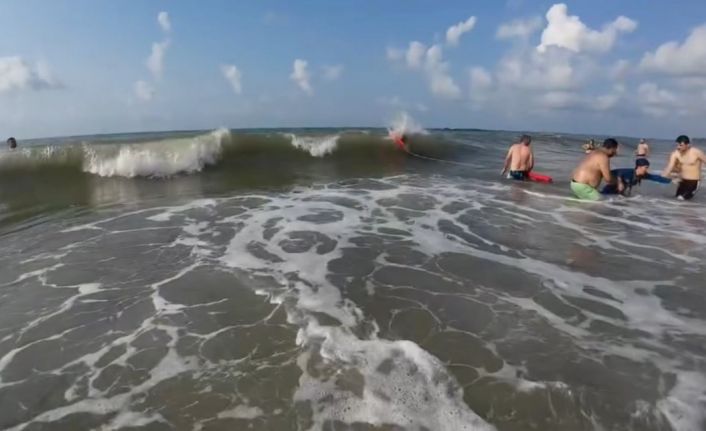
[1,0,706,139]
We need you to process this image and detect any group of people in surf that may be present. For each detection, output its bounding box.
[502,134,706,201]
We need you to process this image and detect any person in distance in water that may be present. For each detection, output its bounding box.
[661,135,706,200]
[635,138,650,158]
[501,134,534,180]
[582,139,596,154]
[7,137,17,150]
[601,158,671,197]
[570,138,622,201]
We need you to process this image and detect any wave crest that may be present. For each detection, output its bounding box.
[83,128,230,178]
[286,133,339,157]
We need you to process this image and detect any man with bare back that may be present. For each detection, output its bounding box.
[570,138,622,200]
[501,134,534,180]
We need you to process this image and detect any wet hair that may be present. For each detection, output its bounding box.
[520,134,531,144]
[635,158,650,168]
[602,138,619,149]
[676,135,690,144]
[7,137,16,148]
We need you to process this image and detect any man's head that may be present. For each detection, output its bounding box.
[7,137,16,149]
[676,135,690,153]
[520,134,531,145]
[639,138,646,144]
[635,158,650,178]
[602,138,619,157]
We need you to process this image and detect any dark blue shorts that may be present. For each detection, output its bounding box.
[509,170,528,180]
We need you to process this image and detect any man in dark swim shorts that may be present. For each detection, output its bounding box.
[501,135,534,181]
[508,170,528,180]
[661,135,706,200]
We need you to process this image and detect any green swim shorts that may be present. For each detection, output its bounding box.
[570,181,601,201]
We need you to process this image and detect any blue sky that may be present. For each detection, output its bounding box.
[1,0,706,139]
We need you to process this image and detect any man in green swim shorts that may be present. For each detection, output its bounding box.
[570,138,622,200]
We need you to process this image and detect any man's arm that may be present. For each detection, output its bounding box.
[644,173,672,184]
[599,155,614,184]
[603,158,625,193]
[528,149,535,172]
[661,152,678,177]
[645,144,650,156]
[501,146,512,175]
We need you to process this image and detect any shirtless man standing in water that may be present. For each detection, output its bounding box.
[570,138,622,200]
[635,138,650,158]
[500,134,534,180]
[661,135,706,200]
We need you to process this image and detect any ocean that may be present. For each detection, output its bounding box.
[0,125,704,431]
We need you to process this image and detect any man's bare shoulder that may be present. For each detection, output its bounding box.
[586,151,606,161]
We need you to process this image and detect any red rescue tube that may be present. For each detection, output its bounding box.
[528,172,553,183]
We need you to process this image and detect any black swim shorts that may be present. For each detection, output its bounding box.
[676,179,699,200]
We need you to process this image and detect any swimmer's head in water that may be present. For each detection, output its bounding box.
[520,134,531,145]
[635,158,650,177]
[602,138,619,156]
[7,137,16,149]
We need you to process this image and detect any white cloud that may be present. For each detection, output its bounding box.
[388,18,474,100]
[638,82,678,117]
[134,80,154,101]
[469,67,493,106]
[386,47,404,62]
[611,59,630,80]
[425,45,461,99]
[469,67,493,104]
[406,41,427,69]
[640,25,706,76]
[221,64,242,94]
[0,56,60,94]
[538,91,581,109]
[497,48,579,91]
[291,59,312,95]
[158,12,171,33]
[470,67,493,90]
[538,3,637,53]
[446,16,477,46]
[388,42,461,100]
[147,40,169,79]
[594,89,623,111]
[322,64,344,81]
[497,17,543,40]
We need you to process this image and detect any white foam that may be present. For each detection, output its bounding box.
[216,405,264,420]
[295,324,495,430]
[83,128,230,178]
[210,185,496,429]
[387,111,429,137]
[286,133,339,157]
[657,372,706,431]
[6,174,705,430]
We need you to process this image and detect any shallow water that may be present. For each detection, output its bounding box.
[0,129,704,430]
